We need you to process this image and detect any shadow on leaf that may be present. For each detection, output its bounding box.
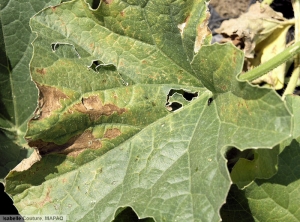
[220,184,254,222]
[5,154,66,196]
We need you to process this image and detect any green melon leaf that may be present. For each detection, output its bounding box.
[0,0,70,180]
[5,0,292,221]
[221,95,300,221]
[230,147,280,189]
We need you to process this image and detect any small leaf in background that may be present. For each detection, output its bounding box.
[229,146,279,189]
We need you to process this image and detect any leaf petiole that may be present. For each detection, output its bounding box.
[283,0,300,99]
[238,41,300,83]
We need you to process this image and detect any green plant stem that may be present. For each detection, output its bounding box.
[238,41,300,82]
[283,0,300,99]
[285,77,300,86]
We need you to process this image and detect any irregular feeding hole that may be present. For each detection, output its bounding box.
[89,60,101,72]
[226,147,255,173]
[51,43,58,51]
[88,0,100,9]
[165,89,198,112]
[51,43,81,58]
[167,89,198,101]
[165,102,183,111]
[89,60,116,72]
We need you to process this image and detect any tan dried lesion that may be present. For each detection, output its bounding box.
[104,128,121,139]
[75,95,127,121]
[29,130,102,157]
[195,11,211,53]
[34,84,68,120]
[29,92,126,156]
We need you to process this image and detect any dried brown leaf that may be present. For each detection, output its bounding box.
[215,2,288,58]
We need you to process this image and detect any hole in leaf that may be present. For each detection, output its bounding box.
[167,89,198,101]
[50,43,81,58]
[89,60,116,72]
[225,147,254,173]
[51,43,58,51]
[165,102,183,111]
[113,207,154,222]
[89,60,101,72]
[165,89,198,112]
[86,0,100,9]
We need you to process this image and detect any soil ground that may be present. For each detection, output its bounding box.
[209,0,293,23]
[209,0,251,18]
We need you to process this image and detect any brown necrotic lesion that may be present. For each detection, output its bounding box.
[29,94,126,157]
[28,130,102,157]
[33,84,69,120]
[29,127,123,157]
[74,96,127,121]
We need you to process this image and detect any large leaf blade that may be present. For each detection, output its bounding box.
[5,0,292,221]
